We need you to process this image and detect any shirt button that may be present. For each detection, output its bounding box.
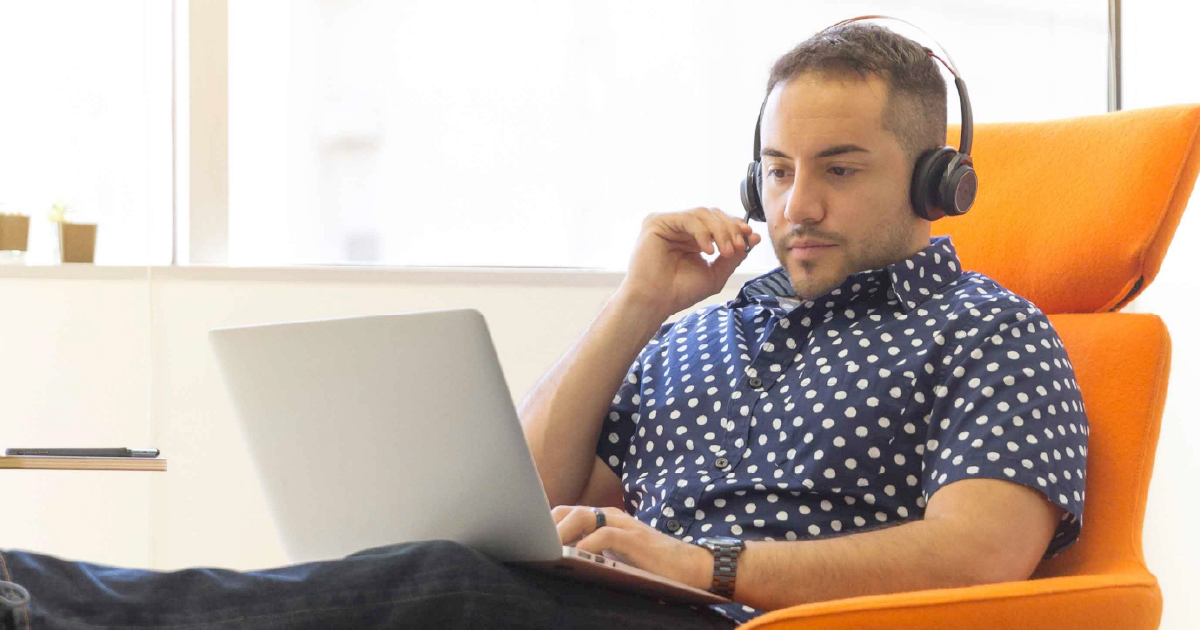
[748,377,763,389]
[666,519,682,533]
[714,457,730,470]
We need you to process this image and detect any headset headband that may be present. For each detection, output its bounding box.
[753,15,973,161]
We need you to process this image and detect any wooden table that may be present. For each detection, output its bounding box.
[0,456,167,471]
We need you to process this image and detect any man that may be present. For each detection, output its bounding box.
[1,21,1085,630]
[519,21,1085,626]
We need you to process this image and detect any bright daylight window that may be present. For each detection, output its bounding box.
[227,0,1106,270]
[3,1,1105,270]
[0,1,173,266]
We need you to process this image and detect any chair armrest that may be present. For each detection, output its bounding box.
[737,571,1161,630]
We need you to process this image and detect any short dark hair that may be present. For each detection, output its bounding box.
[766,23,947,162]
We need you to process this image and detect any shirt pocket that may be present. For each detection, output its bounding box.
[768,362,917,492]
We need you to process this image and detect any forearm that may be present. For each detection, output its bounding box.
[518,287,671,507]
[732,516,998,612]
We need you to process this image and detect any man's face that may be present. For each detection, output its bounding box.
[759,71,930,300]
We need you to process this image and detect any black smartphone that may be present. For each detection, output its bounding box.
[4,448,160,458]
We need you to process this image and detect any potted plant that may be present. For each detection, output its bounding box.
[47,200,97,263]
[0,203,31,264]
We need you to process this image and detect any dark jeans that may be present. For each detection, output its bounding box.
[0,540,738,629]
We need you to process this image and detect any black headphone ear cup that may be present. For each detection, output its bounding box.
[910,147,956,221]
[938,153,977,216]
[740,161,765,222]
[753,162,764,222]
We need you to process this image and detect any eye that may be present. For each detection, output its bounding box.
[766,168,791,180]
[829,166,857,177]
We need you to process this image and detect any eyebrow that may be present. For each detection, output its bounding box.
[761,144,871,160]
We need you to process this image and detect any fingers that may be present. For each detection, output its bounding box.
[554,505,611,546]
[650,212,713,255]
[696,205,758,256]
[647,207,757,259]
[691,209,730,257]
[693,207,747,258]
[682,213,718,256]
[714,208,753,251]
[574,526,633,558]
[552,505,645,547]
[553,507,663,573]
[551,505,574,524]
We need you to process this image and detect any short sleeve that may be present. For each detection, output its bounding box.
[923,303,1089,557]
[595,319,676,483]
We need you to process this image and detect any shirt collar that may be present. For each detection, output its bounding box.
[729,235,963,314]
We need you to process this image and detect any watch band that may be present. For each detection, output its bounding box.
[698,537,744,599]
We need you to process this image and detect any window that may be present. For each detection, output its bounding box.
[224,0,1107,270]
[1,1,1110,269]
[0,1,173,265]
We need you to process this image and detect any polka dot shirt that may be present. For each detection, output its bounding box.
[595,235,1088,625]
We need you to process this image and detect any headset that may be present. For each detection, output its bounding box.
[740,15,977,231]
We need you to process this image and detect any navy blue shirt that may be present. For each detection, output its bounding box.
[596,235,1088,624]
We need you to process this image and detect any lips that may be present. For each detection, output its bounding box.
[787,239,836,249]
[786,238,836,261]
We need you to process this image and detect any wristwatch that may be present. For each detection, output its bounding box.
[695,536,746,598]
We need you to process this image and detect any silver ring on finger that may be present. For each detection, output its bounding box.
[592,507,606,531]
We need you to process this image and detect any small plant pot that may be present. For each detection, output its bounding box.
[58,222,97,263]
[0,214,30,252]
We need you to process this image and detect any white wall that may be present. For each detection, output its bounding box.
[0,256,1197,627]
[1117,1,1200,626]
[0,271,155,566]
[1122,197,1200,630]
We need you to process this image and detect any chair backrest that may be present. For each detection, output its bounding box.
[928,104,1200,578]
[1031,313,1170,577]
[936,104,1200,315]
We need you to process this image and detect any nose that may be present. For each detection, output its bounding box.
[781,172,826,226]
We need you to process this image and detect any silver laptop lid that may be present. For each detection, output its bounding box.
[210,308,563,563]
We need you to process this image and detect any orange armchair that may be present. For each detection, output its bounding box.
[740,104,1200,630]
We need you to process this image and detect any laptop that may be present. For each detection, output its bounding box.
[209,308,727,605]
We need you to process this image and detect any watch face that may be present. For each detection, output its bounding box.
[700,536,743,548]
